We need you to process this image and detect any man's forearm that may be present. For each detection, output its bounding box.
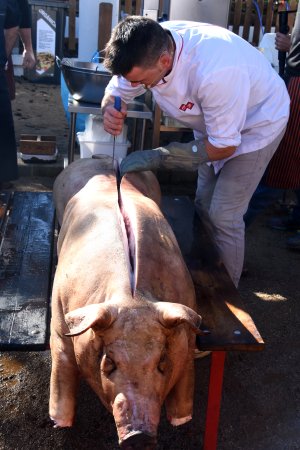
[4,26,19,58]
[19,28,33,51]
[204,139,236,161]
[19,28,36,69]
[101,92,114,111]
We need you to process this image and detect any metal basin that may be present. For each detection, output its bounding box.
[57,58,112,104]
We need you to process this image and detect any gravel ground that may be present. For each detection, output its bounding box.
[0,79,299,450]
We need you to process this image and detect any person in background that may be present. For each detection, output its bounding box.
[0,0,19,189]
[6,0,35,99]
[17,0,35,68]
[265,1,300,250]
[0,0,35,190]
[101,16,289,288]
[245,1,300,251]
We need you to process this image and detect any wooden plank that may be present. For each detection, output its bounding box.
[0,192,11,233]
[98,2,113,56]
[162,196,265,352]
[124,0,132,14]
[68,0,77,51]
[232,0,243,35]
[135,0,142,15]
[242,0,253,42]
[265,0,275,33]
[0,192,55,350]
[159,0,164,17]
[253,0,264,46]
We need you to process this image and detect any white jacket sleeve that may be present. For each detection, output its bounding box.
[105,75,146,103]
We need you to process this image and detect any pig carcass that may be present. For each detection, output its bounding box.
[50,157,201,449]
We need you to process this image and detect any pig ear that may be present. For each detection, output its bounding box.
[155,302,202,334]
[65,304,118,336]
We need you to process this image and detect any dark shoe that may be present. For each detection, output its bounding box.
[286,233,300,251]
[267,216,300,231]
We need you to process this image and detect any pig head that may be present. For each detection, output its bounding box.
[50,158,201,449]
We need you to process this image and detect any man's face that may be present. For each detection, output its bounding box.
[124,51,172,89]
[124,64,166,89]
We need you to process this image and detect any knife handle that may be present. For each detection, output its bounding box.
[114,96,122,112]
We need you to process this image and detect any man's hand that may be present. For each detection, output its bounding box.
[275,32,291,53]
[22,49,35,69]
[102,94,127,136]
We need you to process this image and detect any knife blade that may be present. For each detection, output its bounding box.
[112,96,122,167]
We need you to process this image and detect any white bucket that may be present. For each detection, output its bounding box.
[77,132,130,161]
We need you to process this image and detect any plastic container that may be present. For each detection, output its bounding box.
[77,132,130,160]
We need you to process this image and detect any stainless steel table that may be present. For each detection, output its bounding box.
[67,97,153,164]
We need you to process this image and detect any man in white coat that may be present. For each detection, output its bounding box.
[101,16,290,287]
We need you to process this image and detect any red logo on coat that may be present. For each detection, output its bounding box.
[179,102,194,112]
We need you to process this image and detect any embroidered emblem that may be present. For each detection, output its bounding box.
[179,102,194,112]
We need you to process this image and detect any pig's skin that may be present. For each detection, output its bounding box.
[50,158,201,447]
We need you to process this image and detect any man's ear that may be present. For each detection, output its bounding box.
[160,51,172,69]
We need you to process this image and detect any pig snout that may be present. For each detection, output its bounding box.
[113,393,159,449]
[121,431,157,449]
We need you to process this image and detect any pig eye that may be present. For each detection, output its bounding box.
[103,355,116,377]
[158,356,167,375]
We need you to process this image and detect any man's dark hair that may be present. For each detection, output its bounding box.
[104,16,169,75]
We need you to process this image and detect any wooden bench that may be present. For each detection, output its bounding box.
[162,195,264,450]
[0,191,55,350]
[0,191,264,449]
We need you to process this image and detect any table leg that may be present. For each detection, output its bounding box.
[141,119,146,150]
[68,112,77,165]
[131,118,137,151]
[203,351,226,450]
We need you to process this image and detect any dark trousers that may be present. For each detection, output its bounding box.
[0,67,18,182]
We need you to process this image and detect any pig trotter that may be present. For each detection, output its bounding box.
[49,417,73,428]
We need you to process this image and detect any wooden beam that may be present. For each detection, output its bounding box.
[125,0,132,14]
[242,0,253,43]
[253,0,264,46]
[265,0,275,33]
[135,0,142,15]
[232,0,242,35]
[98,2,113,56]
[0,193,55,350]
[68,0,76,51]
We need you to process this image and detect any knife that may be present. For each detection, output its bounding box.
[112,96,122,167]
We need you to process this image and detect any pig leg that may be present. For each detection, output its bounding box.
[165,337,195,426]
[49,332,80,427]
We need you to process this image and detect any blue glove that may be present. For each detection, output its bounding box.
[119,140,209,176]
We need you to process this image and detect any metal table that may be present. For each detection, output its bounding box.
[67,97,153,164]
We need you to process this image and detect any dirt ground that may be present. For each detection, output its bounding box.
[0,78,300,450]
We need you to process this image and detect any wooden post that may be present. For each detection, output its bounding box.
[232,0,242,35]
[98,2,113,56]
[242,0,253,43]
[125,0,132,14]
[253,0,264,46]
[135,0,142,15]
[68,0,76,51]
[265,0,275,34]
